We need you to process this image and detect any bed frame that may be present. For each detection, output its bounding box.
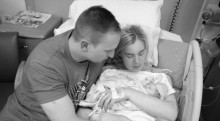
[177,40,203,121]
[160,1,203,120]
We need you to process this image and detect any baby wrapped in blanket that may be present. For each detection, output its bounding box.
[79,69,175,121]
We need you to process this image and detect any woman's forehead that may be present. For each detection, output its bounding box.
[124,39,146,53]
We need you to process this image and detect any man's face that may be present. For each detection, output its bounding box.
[121,39,147,72]
[88,31,121,63]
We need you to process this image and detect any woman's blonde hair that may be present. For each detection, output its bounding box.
[110,25,148,69]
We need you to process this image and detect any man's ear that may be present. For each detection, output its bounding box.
[81,41,89,52]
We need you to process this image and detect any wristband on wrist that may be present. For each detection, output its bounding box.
[111,88,125,100]
[89,107,102,121]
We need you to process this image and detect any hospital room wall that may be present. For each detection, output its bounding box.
[30,0,74,20]
[0,0,26,15]
[172,0,205,42]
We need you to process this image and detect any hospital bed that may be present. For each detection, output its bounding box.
[16,0,204,121]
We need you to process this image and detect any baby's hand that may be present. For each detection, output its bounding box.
[161,69,173,76]
[152,68,172,76]
[156,83,168,99]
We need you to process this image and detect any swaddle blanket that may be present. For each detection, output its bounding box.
[80,69,175,121]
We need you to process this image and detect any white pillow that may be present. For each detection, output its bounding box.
[69,0,163,28]
[142,26,161,66]
[54,19,75,35]
[160,30,183,42]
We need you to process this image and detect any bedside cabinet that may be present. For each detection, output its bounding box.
[0,14,62,60]
[19,37,44,60]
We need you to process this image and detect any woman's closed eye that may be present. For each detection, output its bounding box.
[125,54,133,58]
[138,50,146,56]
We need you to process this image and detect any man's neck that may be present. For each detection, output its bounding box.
[68,36,87,63]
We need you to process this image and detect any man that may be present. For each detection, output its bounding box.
[0,6,130,121]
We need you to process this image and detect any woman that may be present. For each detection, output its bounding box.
[78,25,178,121]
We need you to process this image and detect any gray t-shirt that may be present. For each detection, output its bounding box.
[0,30,104,121]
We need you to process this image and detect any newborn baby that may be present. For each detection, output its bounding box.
[80,69,175,121]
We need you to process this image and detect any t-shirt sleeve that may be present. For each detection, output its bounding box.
[26,62,67,104]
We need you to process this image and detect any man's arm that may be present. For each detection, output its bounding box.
[41,95,131,121]
[41,95,89,121]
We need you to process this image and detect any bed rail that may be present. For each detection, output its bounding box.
[178,40,203,121]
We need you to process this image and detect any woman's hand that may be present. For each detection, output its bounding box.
[151,68,173,76]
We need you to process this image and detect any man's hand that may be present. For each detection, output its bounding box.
[97,88,126,111]
[97,91,113,111]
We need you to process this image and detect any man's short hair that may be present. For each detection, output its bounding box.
[74,6,121,44]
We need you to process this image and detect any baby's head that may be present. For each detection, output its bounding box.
[144,82,168,99]
[144,81,160,98]
[113,25,148,72]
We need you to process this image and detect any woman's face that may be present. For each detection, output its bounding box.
[121,39,147,72]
